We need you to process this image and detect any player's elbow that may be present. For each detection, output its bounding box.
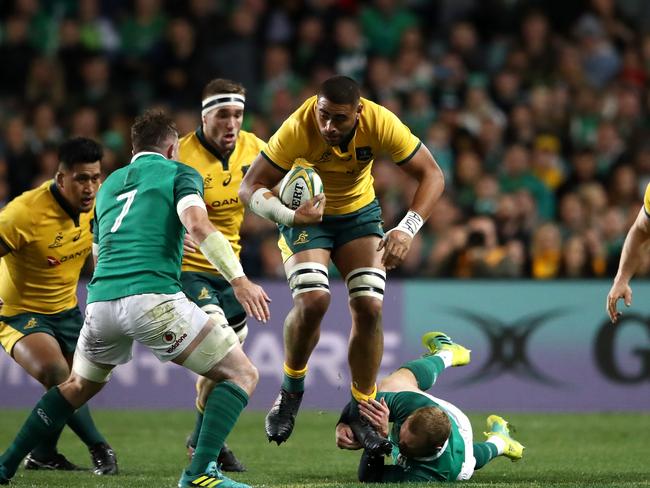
[238,184,251,205]
[186,219,214,244]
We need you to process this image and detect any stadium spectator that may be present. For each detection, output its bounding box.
[0,1,646,280]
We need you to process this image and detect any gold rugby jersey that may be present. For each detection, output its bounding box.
[0,181,93,316]
[179,127,265,274]
[262,95,421,215]
[645,183,650,216]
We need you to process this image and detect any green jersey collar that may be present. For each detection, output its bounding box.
[130,151,167,163]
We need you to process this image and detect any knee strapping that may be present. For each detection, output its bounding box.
[345,267,386,301]
[72,350,113,383]
[182,322,238,375]
[286,262,330,297]
[201,304,248,343]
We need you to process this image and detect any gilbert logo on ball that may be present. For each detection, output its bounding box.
[279,166,324,210]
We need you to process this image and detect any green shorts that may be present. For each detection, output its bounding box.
[180,271,246,329]
[0,307,83,356]
[278,198,384,261]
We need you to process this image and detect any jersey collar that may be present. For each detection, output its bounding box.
[412,438,449,462]
[337,120,358,153]
[130,151,167,163]
[195,126,231,170]
[49,181,80,226]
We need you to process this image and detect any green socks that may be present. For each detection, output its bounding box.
[66,404,106,447]
[187,410,204,449]
[0,388,75,477]
[473,442,499,469]
[187,381,248,475]
[29,426,64,458]
[400,355,446,390]
[30,402,105,458]
[282,372,306,393]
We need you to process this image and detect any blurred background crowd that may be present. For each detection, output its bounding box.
[2,0,650,279]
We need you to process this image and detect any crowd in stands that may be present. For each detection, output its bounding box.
[2,0,650,279]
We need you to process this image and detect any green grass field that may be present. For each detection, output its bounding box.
[0,410,648,487]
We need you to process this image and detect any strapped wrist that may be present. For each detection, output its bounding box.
[393,210,424,238]
[199,231,245,283]
[250,187,295,226]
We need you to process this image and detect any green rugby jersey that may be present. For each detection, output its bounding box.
[377,391,465,482]
[88,152,204,303]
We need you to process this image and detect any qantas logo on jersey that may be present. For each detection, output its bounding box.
[209,197,239,208]
[47,246,92,266]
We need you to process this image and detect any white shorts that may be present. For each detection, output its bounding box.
[77,292,210,366]
[420,392,477,481]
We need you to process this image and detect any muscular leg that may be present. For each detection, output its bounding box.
[332,236,392,455]
[0,371,109,481]
[282,249,332,376]
[283,290,330,374]
[12,333,106,469]
[347,296,383,395]
[12,334,74,460]
[332,236,385,399]
[173,323,258,477]
[263,249,331,445]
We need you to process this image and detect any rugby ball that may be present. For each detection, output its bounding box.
[278,166,323,210]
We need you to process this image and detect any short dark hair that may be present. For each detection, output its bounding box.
[131,110,178,154]
[203,78,246,99]
[58,137,103,169]
[318,75,360,105]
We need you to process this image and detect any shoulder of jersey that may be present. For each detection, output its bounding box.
[12,181,51,208]
[238,129,266,150]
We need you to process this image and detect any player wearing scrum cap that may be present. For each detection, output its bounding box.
[239,75,445,454]
[178,79,266,472]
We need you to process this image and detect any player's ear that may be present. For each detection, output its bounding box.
[55,169,65,188]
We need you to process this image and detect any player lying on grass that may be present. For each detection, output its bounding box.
[336,332,524,482]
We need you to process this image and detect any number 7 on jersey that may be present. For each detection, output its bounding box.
[111,189,138,233]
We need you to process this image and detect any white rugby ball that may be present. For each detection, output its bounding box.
[278,166,323,210]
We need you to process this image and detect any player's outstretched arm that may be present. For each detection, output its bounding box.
[379,145,445,270]
[180,204,271,323]
[607,206,650,323]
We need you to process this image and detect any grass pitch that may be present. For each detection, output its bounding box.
[0,410,648,487]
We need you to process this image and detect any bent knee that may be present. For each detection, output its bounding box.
[351,297,383,326]
[32,363,70,388]
[295,291,330,320]
[226,362,258,395]
[240,362,259,390]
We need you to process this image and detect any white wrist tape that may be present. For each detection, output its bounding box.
[393,210,424,238]
[199,231,245,283]
[250,187,295,226]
